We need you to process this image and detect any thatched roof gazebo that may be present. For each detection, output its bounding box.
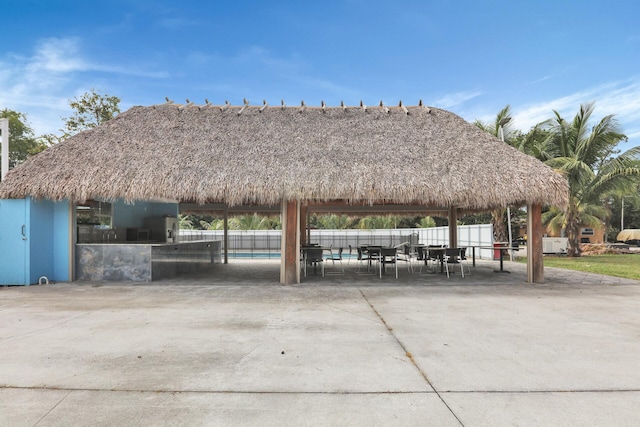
[0,100,568,284]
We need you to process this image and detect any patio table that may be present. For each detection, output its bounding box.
[471,246,519,273]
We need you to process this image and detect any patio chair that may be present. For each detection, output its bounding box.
[324,246,345,274]
[415,246,430,274]
[444,247,465,278]
[427,245,445,273]
[356,246,374,274]
[395,243,413,274]
[459,247,471,276]
[379,247,399,279]
[304,247,324,277]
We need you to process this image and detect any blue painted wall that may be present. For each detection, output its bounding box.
[53,201,71,281]
[0,198,28,284]
[0,198,71,285]
[28,199,55,282]
[0,197,175,285]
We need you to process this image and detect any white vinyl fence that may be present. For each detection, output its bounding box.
[180,224,495,259]
[418,224,496,260]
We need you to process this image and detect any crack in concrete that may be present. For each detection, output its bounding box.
[33,389,71,426]
[3,385,640,394]
[0,311,93,342]
[1,385,436,394]
[357,288,465,426]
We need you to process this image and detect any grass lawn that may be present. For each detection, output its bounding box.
[519,253,640,281]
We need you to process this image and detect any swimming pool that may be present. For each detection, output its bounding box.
[228,252,281,259]
[227,252,359,260]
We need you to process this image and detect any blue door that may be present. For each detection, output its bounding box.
[0,199,28,285]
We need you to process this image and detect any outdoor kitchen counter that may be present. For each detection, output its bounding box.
[76,240,222,282]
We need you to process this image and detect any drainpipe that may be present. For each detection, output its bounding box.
[1,118,8,180]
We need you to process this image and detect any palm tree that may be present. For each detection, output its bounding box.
[229,214,280,230]
[178,214,194,230]
[474,105,516,144]
[199,218,224,230]
[357,215,402,229]
[316,214,354,229]
[416,216,436,228]
[541,103,640,256]
[511,125,552,161]
[475,105,515,241]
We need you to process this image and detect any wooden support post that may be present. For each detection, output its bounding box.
[307,209,311,245]
[223,205,229,264]
[448,206,458,248]
[280,199,300,284]
[300,203,307,246]
[527,203,544,283]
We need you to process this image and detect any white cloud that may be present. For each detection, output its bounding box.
[433,90,484,109]
[27,37,169,79]
[186,46,354,103]
[526,75,553,85]
[512,78,640,144]
[0,37,167,136]
[28,37,89,73]
[627,130,640,139]
[0,38,93,135]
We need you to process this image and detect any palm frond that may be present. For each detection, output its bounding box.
[577,114,625,167]
[579,212,607,228]
[542,206,565,235]
[572,102,595,151]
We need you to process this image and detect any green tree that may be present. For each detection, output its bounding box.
[623,195,640,230]
[397,215,422,228]
[474,105,515,241]
[179,214,284,230]
[178,214,224,231]
[62,89,121,138]
[609,190,640,232]
[0,108,47,170]
[458,212,492,225]
[178,214,194,229]
[541,103,640,256]
[509,126,553,161]
[229,214,280,230]
[357,215,402,229]
[200,218,225,230]
[416,216,436,228]
[315,214,354,229]
[474,105,516,145]
[37,133,65,146]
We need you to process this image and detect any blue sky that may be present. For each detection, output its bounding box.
[2,0,639,151]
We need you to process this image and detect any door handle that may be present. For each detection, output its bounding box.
[21,224,27,240]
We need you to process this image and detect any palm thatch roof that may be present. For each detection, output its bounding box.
[0,101,568,210]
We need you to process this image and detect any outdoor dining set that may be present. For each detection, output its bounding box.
[300,243,473,279]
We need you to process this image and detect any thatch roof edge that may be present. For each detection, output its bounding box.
[0,103,568,210]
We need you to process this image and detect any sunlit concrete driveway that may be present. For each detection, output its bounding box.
[2,261,640,426]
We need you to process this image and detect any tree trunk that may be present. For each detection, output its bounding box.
[492,208,508,242]
[565,209,582,257]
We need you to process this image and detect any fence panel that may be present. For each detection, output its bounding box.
[416,224,494,258]
[180,225,494,259]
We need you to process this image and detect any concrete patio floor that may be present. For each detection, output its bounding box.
[2,258,640,426]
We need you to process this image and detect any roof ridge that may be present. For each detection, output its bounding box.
[158,99,432,113]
